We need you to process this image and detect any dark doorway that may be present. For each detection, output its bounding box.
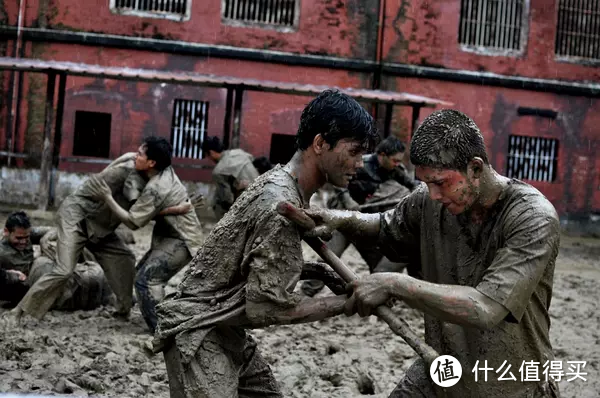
[269,133,296,166]
[73,110,111,158]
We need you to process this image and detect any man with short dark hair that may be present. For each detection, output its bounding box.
[290,109,560,397]
[11,138,190,323]
[302,135,419,296]
[0,211,114,309]
[0,212,42,305]
[202,136,260,219]
[152,89,379,398]
[88,136,204,332]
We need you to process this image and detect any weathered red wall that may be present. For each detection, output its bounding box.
[383,0,600,81]
[1,0,600,216]
[390,76,600,215]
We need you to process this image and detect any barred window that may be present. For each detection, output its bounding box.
[459,0,526,52]
[222,0,298,29]
[110,0,191,21]
[170,99,209,160]
[506,135,559,182]
[555,0,600,61]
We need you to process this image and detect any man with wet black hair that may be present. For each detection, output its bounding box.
[288,109,560,397]
[302,135,419,296]
[88,136,204,333]
[152,89,379,398]
[0,211,40,305]
[202,136,260,219]
[11,137,191,323]
[0,211,114,309]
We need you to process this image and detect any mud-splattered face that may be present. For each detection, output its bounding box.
[4,227,30,251]
[379,151,404,171]
[318,138,365,187]
[135,145,156,172]
[416,166,480,215]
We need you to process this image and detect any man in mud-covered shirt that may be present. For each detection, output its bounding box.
[202,136,260,219]
[302,136,419,296]
[88,137,204,333]
[152,90,379,398]
[12,142,191,322]
[287,110,561,398]
[0,211,113,309]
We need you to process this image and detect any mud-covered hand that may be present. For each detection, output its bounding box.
[87,176,112,201]
[7,269,26,282]
[344,273,400,317]
[276,202,347,240]
[39,229,57,259]
[190,192,205,210]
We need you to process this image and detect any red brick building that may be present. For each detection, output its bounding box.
[1,0,600,220]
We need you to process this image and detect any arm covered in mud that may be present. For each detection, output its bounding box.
[29,226,54,245]
[86,176,188,229]
[242,210,349,328]
[347,201,560,330]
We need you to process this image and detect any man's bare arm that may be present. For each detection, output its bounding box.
[277,203,380,241]
[158,201,193,216]
[244,296,348,328]
[347,273,509,330]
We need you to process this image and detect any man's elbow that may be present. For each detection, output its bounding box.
[474,304,509,330]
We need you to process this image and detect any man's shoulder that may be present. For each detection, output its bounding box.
[503,180,559,221]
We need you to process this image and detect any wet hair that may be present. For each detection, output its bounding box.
[375,136,406,156]
[410,109,489,171]
[296,89,379,152]
[5,211,31,232]
[201,136,224,154]
[143,136,172,171]
[252,156,273,175]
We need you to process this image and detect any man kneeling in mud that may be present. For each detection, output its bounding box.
[151,89,379,397]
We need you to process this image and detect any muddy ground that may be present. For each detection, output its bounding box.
[0,213,598,397]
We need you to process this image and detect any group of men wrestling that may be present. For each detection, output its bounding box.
[1,90,560,397]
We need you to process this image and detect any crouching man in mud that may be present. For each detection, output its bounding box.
[285,110,561,397]
[0,211,115,310]
[150,89,379,397]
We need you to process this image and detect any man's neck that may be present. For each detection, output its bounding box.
[469,167,509,223]
[286,151,325,203]
[144,168,160,179]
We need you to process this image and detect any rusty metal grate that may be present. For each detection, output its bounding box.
[555,0,600,60]
[112,0,189,18]
[459,0,525,51]
[506,135,559,182]
[171,99,208,159]
[222,0,297,27]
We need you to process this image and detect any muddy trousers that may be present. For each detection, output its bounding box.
[163,326,282,398]
[28,256,114,311]
[17,220,136,319]
[135,237,191,332]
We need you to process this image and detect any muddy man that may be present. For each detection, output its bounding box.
[288,109,561,398]
[150,89,379,398]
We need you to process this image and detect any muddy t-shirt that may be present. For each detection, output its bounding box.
[59,153,146,241]
[0,227,51,274]
[379,180,559,397]
[127,166,203,256]
[212,149,260,207]
[155,165,304,363]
